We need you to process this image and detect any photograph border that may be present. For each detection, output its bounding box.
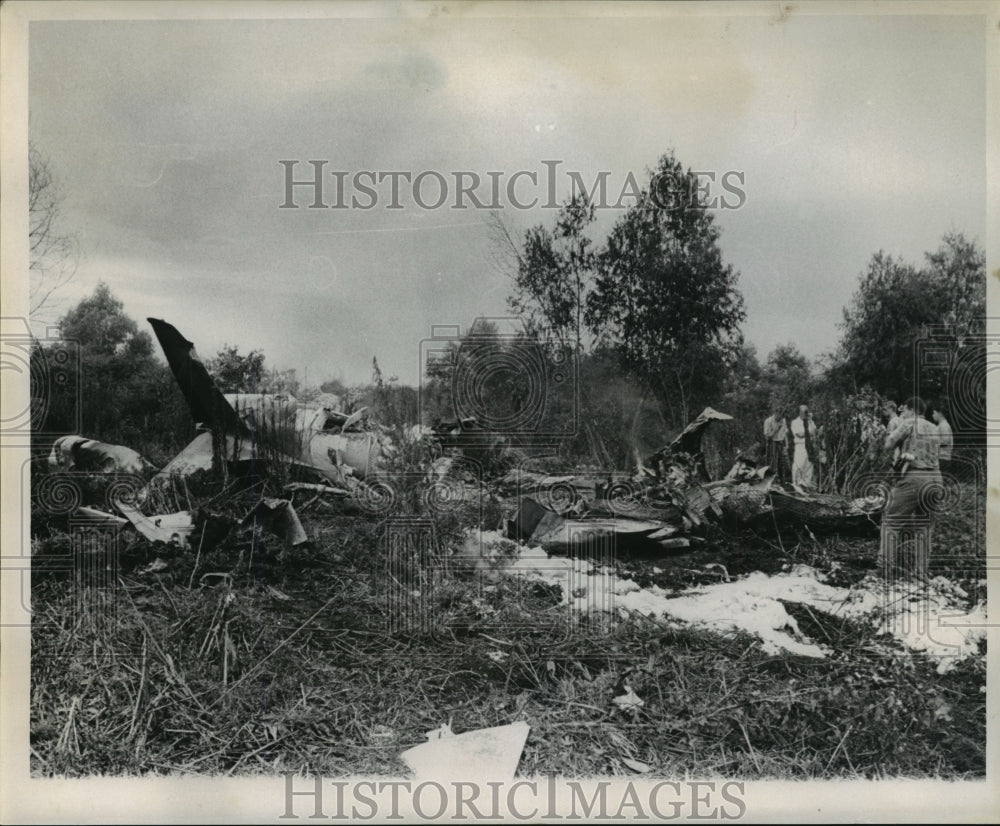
[2,1,998,822]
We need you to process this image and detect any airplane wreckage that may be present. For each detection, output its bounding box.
[44,318,885,556]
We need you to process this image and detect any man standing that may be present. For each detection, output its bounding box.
[881,396,942,577]
[763,406,789,484]
[883,400,902,468]
[788,405,818,489]
[883,401,900,431]
[932,406,953,474]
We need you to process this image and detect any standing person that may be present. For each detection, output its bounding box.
[932,405,953,474]
[788,404,818,489]
[881,396,942,577]
[883,401,900,431]
[883,400,902,468]
[815,415,830,488]
[763,405,789,484]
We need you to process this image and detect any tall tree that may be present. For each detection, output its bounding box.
[924,232,986,340]
[56,283,171,444]
[585,152,745,425]
[506,193,597,350]
[763,343,813,409]
[836,233,985,401]
[59,282,153,357]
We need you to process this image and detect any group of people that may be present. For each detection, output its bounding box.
[761,398,954,492]
[763,396,955,577]
[882,399,953,472]
[762,404,826,490]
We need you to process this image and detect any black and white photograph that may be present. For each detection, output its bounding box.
[1,1,996,822]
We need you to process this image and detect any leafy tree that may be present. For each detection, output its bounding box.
[506,193,597,350]
[209,345,266,393]
[924,232,986,340]
[59,283,154,362]
[836,233,985,401]
[585,152,745,425]
[495,151,746,445]
[52,282,190,454]
[837,252,933,399]
[505,194,642,461]
[763,343,813,411]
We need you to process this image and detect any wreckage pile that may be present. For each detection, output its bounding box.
[39,318,885,572]
[41,318,407,565]
[497,408,883,556]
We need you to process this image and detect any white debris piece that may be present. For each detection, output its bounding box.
[118,502,195,548]
[612,686,645,711]
[399,721,530,781]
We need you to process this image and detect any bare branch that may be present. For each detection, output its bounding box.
[484,208,524,281]
[29,143,79,316]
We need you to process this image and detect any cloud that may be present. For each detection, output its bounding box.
[28,12,987,384]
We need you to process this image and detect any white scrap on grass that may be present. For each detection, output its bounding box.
[474,530,987,670]
[612,686,645,711]
[400,721,530,781]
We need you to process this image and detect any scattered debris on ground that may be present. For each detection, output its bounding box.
[29,317,987,780]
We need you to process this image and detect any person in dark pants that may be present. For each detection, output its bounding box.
[763,405,790,485]
[881,396,942,578]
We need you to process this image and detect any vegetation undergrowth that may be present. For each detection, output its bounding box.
[31,482,985,778]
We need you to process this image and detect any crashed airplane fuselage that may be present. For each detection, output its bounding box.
[147,318,393,485]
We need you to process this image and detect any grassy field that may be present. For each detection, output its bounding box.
[30,476,986,779]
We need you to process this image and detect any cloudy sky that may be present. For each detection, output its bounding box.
[26,6,988,387]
